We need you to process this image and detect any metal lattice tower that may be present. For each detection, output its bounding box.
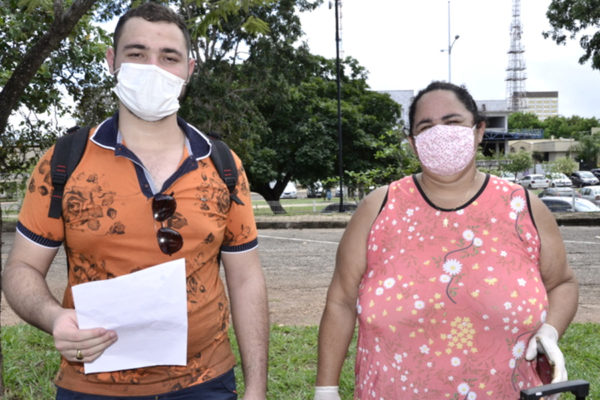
[506,0,527,111]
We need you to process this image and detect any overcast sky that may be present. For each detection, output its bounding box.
[298,0,600,119]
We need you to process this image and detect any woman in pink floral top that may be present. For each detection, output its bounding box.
[314,82,578,400]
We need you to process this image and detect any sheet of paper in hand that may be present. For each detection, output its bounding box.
[72,258,188,374]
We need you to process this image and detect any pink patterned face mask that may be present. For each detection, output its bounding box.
[414,124,476,176]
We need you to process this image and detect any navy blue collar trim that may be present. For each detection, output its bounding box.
[91,112,212,160]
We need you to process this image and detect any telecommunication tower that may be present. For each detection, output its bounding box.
[506,0,527,111]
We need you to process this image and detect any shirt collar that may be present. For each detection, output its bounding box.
[91,112,212,160]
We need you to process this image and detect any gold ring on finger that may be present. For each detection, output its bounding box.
[76,349,83,361]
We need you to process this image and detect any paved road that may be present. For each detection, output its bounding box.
[1,226,599,325]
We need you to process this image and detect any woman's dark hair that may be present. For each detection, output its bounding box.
[113,2,192,55]
[408,81,486,135]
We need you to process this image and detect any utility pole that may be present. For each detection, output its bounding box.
[441,0,459,82]
[334,0,344,212]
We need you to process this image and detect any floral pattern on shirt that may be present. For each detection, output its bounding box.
[356,176,548,399]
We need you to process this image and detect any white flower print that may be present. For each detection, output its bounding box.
[456,209,465,215]
[406,208,414,216]
[518,278,527,287]
[451,357,461,367]
[383,278,395,289]
[443,259,463,275]
[468,392,478,400]
[509,211,517,220]
[357,304,362,314]
[512,341,526,359]
[375,287,384,296]
[500,250,507,257]
[509,359,516,369]
[491,217,497,223]
[458,383,470,395]
[419,345,430,354]
[414,300,425,310]
[473,238,483,247]
[462,229,475,241]
[490,368,497,375]
[440,274,451,283]
[504,302,512,310]
[388,203,394,210]
[408,226,415,232]
[511,196,526,213]
[375,344,381,353]
[394,353,403,363]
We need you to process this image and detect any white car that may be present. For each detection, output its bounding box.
[280,181,297,199]
[540,196,600,212]
[579,185,600,206]
[547,172,572,187]
[518,174,550,189]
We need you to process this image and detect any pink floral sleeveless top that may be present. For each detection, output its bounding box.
[356,175,548,399]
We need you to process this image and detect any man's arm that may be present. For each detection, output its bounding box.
[222,248,269,400]
[3,233,117,363]
[3,233,62,332]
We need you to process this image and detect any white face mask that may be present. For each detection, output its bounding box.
[414,124,477,176]
[113,63,186,122]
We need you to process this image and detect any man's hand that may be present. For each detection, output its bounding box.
[53,309,118,363]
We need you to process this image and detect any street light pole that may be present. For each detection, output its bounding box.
[441,0,459,82]
[334,0,344,212]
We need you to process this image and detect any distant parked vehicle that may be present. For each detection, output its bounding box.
[538,187,581,199]
[591,168,600,180]
[570,171,600,187]
[546,172,572,187]
[518,174,550,189]
[306,181,324,198]
[579,185,600,206]
[540,196,600,212]
[280,181,298,199]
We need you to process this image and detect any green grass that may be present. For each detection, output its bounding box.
[1,323,598,399]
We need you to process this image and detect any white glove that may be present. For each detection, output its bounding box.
[526,323,568,384]
[314,386,341,400]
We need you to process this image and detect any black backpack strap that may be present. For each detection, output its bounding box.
[48,127,90,219]
[208,137,244,206]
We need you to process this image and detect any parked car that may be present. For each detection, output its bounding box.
[591,168,600,180]
[537,187,581,199]
[540,196,600,212]
[546,172,572,187]
[579,185,600,206]
[499,171,516,183]
[570,171,600,187]
[280,181,298,199]
[306,181,324,198]
[518,174,550,189]
[542,196,600,212]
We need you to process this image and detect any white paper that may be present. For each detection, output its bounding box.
[72,258,188,374]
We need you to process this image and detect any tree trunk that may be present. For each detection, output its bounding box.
[0,0,97,138]
[255,182,288,215]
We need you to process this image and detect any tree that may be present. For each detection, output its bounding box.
[548,157,578,176]
[573,133,600,169]
[505,150,533,176]
[508,112,543,130]
[544,0,600,71]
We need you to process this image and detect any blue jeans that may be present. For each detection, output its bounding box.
[55,368,237,400]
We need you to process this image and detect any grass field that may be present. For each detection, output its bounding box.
[1,323,598,399]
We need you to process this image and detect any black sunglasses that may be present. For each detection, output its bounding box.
[152,193,183,255]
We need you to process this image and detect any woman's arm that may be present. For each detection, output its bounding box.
[316,186,388,386]
[529,194,579,335]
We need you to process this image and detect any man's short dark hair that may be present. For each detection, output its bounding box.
[113,2,192,55]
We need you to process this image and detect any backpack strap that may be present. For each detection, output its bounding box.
[208,137,244,206]
[48,127,90,219]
